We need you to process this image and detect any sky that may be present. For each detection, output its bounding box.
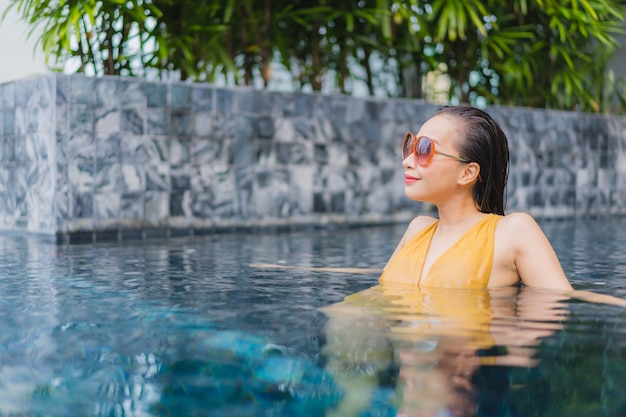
[0,0,49,84]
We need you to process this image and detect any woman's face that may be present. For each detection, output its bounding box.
[402,115,467,203]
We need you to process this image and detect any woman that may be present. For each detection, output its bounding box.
[252,106,625,304]
[380,105,571,289]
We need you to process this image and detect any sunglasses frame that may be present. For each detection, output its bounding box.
[402,133,471,167]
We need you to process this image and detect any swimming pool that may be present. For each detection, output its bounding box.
[0,217,625,416]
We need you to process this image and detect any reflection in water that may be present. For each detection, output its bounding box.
[321,284,570,417]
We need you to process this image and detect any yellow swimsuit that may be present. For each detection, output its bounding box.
[322,214,505,396]
[379,214,503,289]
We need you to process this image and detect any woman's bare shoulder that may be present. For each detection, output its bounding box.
[498,212,540,233]
[384,215,438,269]
[496,212,545,251]
[405,215,438,235]
[396,215,438,246]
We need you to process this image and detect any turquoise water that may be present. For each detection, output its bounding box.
[0,217,625,416]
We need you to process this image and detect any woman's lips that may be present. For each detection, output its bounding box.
[404,174,420,184]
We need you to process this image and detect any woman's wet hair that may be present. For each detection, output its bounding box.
[435,106,509,215]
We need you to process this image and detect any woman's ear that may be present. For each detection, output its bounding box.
[458,162,481,186]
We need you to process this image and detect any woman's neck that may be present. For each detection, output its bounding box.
[435,198,484,230]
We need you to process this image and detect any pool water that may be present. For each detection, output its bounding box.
[0,217,626,416]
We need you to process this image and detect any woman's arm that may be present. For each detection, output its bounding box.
[249,263,383,274]
[501,212,573,290]
[251,215,437,275]
[503,213,626,307]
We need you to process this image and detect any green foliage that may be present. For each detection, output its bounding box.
[487,0,626,112]
[2,0,625,114]
[3,0,163,76]
[148,0,236,82]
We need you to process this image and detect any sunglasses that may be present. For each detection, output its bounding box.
[402,133,471,167]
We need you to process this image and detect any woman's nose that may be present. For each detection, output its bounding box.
[402,153,415,169]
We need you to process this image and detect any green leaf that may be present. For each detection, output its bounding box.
[346,12,354,32]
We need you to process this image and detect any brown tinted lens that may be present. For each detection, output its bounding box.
[416,137,433,166]
[402,133,414,159]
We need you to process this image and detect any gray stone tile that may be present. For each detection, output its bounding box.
[169,190,190,217]
[147,82,168,108]
[14,79,34,107]
[55,189,71,220]
[255,141,274,166]
[144,191,169,225]
[73,192,94,218]
[192,111,212,137]
[236,89,255,113]
[274,118,307,142]
[379,101,397,122]
[94,192,121,220]
[70,77,94,105]
[26,133,52,162]
[254,90,274,115]
[69,105,94,136]
[121,163,146,194]
[190,165,211,192]
[192,138,221,164]
[212,113,236,140]
[56,160,68,189]
[171,84,191,109]
[68,159,95,192]
[121,80,146,108]
[170,166,191,191]
[344,138,370,167]
[121,108,145,134]
[1,83,16,108]
[13,107,29,135]
[95,106,121,134]
[365,119,381,142]
[68,133,95,160]
[347,98,366,123]
[320,95,348,120]
[170,111,191,136]
[274,92,296,116]
[96,132,121,162]
[96,78,120,108]
[236,115,255,140]
[192,86,213,111]
[56,104,68,135]
[95,162,121,192]
[144,137,169,162]
[215,88,234,113]
[147,108,168,135]
[14,137,28,163]
[212,167,236,217]
[189,189,214,218]
[56,75,69,104]
[257,116,274,139]
[252,168,292,218]
[610,188,626,214]
[146,163,169,191]
[276,142,311,165]
[2,139,15,162]
[169,138,190,165]
[121,134,148,163]
[1,187,17,217]
[121,193,144,221]
[3,73,626,236]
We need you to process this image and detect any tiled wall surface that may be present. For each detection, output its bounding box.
[1,74,625,241]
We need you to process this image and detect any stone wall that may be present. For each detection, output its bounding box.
[0,74,625,241]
